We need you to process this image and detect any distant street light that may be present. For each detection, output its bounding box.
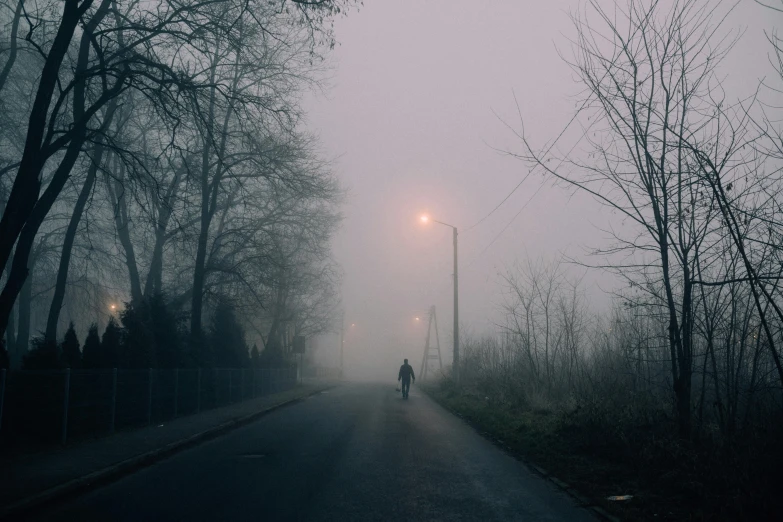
[419,213,459,381]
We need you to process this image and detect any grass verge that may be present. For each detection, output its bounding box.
[423,380,782,522]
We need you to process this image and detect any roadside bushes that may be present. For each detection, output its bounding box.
[18,296,260,371]
[22,323,82,370]
[444,259,783,520]
[209,300,249,369]
[60,323,81,368]
[21,339,61,370]
[121,294,185,368]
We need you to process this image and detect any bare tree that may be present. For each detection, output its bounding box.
[513,0,744,437]
[0,0,351,343]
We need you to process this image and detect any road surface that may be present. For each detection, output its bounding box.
[35,383,595,521]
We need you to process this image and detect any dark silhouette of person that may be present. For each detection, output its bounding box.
[398,358,415,399]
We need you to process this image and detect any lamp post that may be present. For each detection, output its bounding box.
[420,215,459,382]
[339,311,345,380]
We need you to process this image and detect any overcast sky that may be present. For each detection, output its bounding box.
[303,0,781,377]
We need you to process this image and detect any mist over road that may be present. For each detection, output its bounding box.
[37,383,594,521]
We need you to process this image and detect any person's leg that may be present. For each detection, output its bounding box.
[402,379,410,398]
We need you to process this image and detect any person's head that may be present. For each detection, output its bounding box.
[404,358,408,364]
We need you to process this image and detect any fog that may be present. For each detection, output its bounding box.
[4,2,783,518]
[304,0,779,380]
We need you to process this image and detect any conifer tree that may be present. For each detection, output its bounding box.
[82,324,102,369]
[210,301,248,368]
[60,322,81,368]
[101,318,122,368]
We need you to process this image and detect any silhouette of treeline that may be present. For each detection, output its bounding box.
[5,296,298,447]
[22,296,280,370]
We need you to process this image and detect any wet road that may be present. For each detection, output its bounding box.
[36,383,595,521]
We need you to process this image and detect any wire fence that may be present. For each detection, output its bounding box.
[302,366,340,379]
[0,366,297,447]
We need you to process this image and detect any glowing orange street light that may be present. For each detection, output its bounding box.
[420,214,430,224]
[109,304,117,311]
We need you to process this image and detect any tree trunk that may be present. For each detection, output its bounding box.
[0,0,112,340]
[190,50,220,341]
[14,273,32,359]
[0,135,85,339]
[6,302,16,366]
[44,148,102,342]
[0,0,84,280]
[0,0,24,94]
[143,169,181,297]
[107,157,143,304]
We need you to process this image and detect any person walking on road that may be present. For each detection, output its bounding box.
[398,359,415,399]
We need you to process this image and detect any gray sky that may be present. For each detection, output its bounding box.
[304,0,780,377]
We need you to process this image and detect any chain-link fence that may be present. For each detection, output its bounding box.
[302,366,340,379]
[0,366,296,447]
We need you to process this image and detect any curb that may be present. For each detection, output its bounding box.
[2,385,334,521]
[420,386,621,522]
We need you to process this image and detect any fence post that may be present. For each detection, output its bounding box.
[228,370,233,403]
[240,369,245,402]
[110,368,117,434]
[173,369,179,418]
[196,368,201,413]
[147,368,153,425]
[0,369,6,434]
[61,369,71,445]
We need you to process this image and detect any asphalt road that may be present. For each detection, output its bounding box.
[35,383,595,522]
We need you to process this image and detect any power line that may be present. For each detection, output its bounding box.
[464,97,599,269]
[466,180,546,269]
[464,172,532,233]
[464,89,591,235]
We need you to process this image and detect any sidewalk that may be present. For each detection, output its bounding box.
[0,380,337,519]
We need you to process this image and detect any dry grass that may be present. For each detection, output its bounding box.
[425,379,783,522]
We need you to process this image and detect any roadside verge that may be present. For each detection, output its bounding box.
[420,384,622,522]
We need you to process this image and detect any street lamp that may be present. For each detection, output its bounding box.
[419,213,459,381]
[339,312,346,380]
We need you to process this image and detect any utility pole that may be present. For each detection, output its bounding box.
[453,226,459,382]
[419,305,443,380]
[339,311,345,379]
[421,214,459,382]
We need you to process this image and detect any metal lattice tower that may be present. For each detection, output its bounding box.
[419,305,443,380]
